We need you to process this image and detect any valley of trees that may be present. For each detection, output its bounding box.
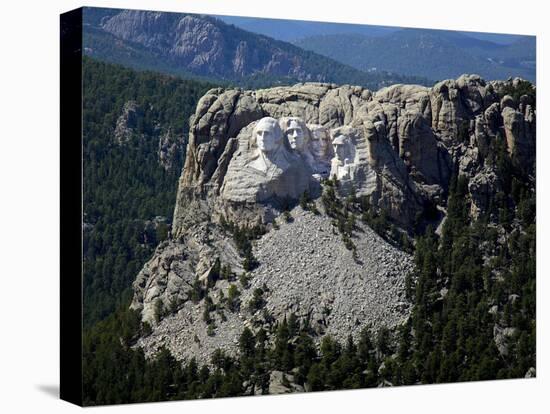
[82,57,535,405]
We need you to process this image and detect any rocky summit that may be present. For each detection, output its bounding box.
[130,75,536,365]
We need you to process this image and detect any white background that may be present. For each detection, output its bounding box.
[0,0,547,412]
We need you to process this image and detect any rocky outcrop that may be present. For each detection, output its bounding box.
[103,13,226,76]
[131,75,536,366]
[114,101,185,171]
[430,75,497,143]
[157,128,182,171]
[493,324,518,357]
[501,100,536,167]
[268,371,304,394]
[172,82,433,236]
[114,100,142,144]
[131,220,245,324]
[131,241,192,323]
[468,168,500,219]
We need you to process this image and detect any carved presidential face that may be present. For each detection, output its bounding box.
[332,135,350,162]
[254,117,282,153]
[309,126,330,158]
[285,119,305,151]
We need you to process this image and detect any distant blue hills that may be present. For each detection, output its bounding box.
[217,15,525,45]
[219,15,535,82]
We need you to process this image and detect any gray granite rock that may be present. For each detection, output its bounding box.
[157,128,182,171]
[135,206,413,365]
[131,75,536,368]
[114,100,142,144]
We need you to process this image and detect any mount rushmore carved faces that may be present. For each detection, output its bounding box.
[280,117,306,151]
[221,117,312,205]
[248,117,291,174]
[307,124,333,177]
[280,117,322,174]
[309,124,332,161]
[254,117,282,153]
[221,115,376,207]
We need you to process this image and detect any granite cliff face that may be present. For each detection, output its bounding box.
[103,12,235,78]
[172,75,534,234]
[130,75,535,365]
[99,10,355,81]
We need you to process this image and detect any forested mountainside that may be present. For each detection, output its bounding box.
[82,57,215,326]
[82,7,429,89]
[82,57,535,405]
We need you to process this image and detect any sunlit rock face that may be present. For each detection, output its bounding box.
[330,128,357,181]
[170,78,535,237]
[221,117,313,205]
[307,124,333,177]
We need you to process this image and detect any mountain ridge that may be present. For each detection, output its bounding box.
[82,7,430,90]
[217,15,527,45]
[295,29,535,82]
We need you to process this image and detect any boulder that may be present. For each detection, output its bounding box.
[502,105,536,170]
[268,371,304,394]
[493,324,518,357]
[114,100,143,144]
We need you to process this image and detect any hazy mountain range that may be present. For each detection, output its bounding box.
[82,8,428,90]
[217,15,527,44]
[82,7,535,91]
[294,29,535,81]
[218,15,535,82]
[217,15,397,41]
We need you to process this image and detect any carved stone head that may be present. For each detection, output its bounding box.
[280,117,307,151]
[332,134,352,164]
[247,117,294,174]
[252,117,283,154]
[308,124,332,160]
